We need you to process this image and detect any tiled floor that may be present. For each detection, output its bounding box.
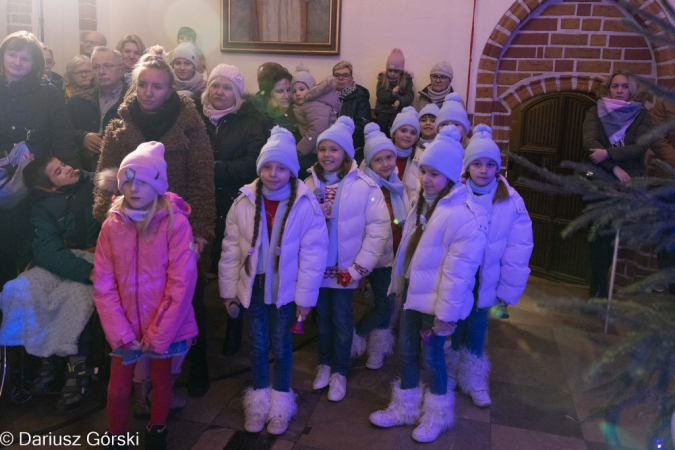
[0,277,668,450]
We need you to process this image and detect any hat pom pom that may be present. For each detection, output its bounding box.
[335,115,355,134]
[270,125,289,137]
[472,123,493,138]
[438,124,462,142]
[400,106,417,116]
[96,167,121,193]
[295,62,310,74]
[364,122,381,139]
[445,92,463,104]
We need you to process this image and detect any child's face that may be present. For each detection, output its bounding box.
[121,179,157,210]
[468,157,499,187]
[260,161,292,192]
[318,140,346,173]
[44,158,80,189]
[292,82,308,106]
[369,150,396,179]
[437,120,467,138]
[269,78,291,110]
[419,165,450,196]
[393,125,418,150]
[42,49,54,74]
[387,69,401,83]
[419,115,436,140]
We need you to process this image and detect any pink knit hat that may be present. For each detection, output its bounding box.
[386,48,405,71]
[118,141,168,195]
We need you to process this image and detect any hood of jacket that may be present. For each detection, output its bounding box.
[303,76,341,110]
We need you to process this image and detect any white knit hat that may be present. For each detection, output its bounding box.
[430,61,454,80]
[256,126,301,177]
[390,106,420,136]
[171,42,197,67]
[419,125,464,184]
[317,116,355,158]
[463,124,502,173]
[418,103,440,119]
[435,93,470,134]
[291,63,316,90]
[208,63,245,96]
[118,141,168,195]
[364,122,396,166]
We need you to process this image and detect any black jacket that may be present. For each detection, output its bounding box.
[197,98,267,218]
[0,75,76,167]
[68,83,128,171]
[338,84,371,150]
[249,93,301,141]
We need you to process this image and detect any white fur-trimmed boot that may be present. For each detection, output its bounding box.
[266,389,297,435]
[444,342,461,391]
[351,330,366,357]
[369,381,423,428]
[366,328,395,370]
[458,350,491,407]
[412,389,455,443]
[242,387,271,433]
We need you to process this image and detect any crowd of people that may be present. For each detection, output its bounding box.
[0,24,671,450]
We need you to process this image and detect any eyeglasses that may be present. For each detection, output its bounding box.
[431,74,450,81]
[73,70,92,77]
[333,73,352,80]
[92,64,121,72]
[84,40,101,46]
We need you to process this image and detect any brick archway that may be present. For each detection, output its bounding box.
[474,0,675,150]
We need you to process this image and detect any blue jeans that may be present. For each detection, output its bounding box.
[399,308,447,395]
[451,280,490,357]
[316,288,355,376]
[246,277,296,392]
[355,267,395,336]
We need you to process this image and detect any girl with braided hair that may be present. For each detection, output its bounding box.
[218,126,327,436]
[369,125,487,443]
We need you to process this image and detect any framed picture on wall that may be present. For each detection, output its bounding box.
[221,0,341,55]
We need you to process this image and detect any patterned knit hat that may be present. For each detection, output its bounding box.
[463,124,502,172]
[419,125,464,183]
[208,63,245,96]
[364,122,396,166]
[291,63,316,90]
[435,93,470,134]
[317,116,356,158]
[118,141,168,195]
[257,126,301,177]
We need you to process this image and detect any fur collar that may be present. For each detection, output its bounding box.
[304,76,337,103]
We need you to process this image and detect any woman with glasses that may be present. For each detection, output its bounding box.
[333,60,371,163]
[413,61,455,112]
[63,55,93,99]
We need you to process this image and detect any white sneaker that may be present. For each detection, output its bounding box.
[411,390,455,443]
[327,373,347,402]
[312,365,331,390]
[366,351,385,370]
[266,389,297,435]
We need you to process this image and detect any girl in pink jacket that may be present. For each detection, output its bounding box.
[93,141,198,449]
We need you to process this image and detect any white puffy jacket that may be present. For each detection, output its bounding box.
[305,161,391,283]
[401,146,422,205]
[472,176,533,308]
[390,183,488,323]
[218,179,328,308]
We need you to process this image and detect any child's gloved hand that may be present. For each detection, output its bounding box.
[432,317,456,336]
[223,297,242,319]
[336,271,353,287]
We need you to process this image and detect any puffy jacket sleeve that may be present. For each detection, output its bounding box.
[495,196,533,305]
[93,120,125,223]
[434,215,486,323]
[93,220,136,350]
[31,205,92,283]
[218,199,244,299]
[297,101,333,156]
[142,215,198,354]
[650,100,675,168]
[376,83,395,105]
[294,198,329,307]
[607,110,652,162]
[183,115,217,241]
[347,185,391,281]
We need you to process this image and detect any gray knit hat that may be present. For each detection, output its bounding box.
[430,61,453,80]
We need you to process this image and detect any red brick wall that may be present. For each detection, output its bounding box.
[79,0,97,32]
[6,0,33,34]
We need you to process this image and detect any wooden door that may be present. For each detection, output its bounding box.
[507,92,596,284]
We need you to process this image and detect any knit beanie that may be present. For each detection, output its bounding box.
[317,116,356,158]
[118,141,168,195]
[364,122,396,166]
[208,63,245,96]
[419,125,464,184]
[430,61,454,80]
[435,93,470,134]
[291,63,316,90]
[171,42,197,67]
[418,103,440,119]
[386,48,405,71]
[463,124,502,172]
[391,106,420,136]
[256,126,301,177]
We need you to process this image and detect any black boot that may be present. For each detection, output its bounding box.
[187,337,210,398]
[145,424,167,450]
[32,356,65,394]
[56,358,97,414]
[221,316,243,357]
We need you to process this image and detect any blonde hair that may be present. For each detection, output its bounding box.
[64,54,91,90]
[126,45,176,99]
[596,71,640,101]
[109,194,174,241]
[378,70,407,92]
[115,34,145,57]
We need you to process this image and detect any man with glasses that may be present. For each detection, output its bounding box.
[412,61,455,112]
[81,31,107,57]
[68,47,126,171]
[333,60,372,163]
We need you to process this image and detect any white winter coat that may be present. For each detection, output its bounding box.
[471,176,533,308]
[401,146,422,207]
[304,161,391,283]
[218,180,328,308]
[390,183,488,323]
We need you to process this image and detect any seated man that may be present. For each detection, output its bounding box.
[20,156,101,413]
[68,46,127,171]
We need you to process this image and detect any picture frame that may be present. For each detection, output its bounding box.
[221,0,341,55]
